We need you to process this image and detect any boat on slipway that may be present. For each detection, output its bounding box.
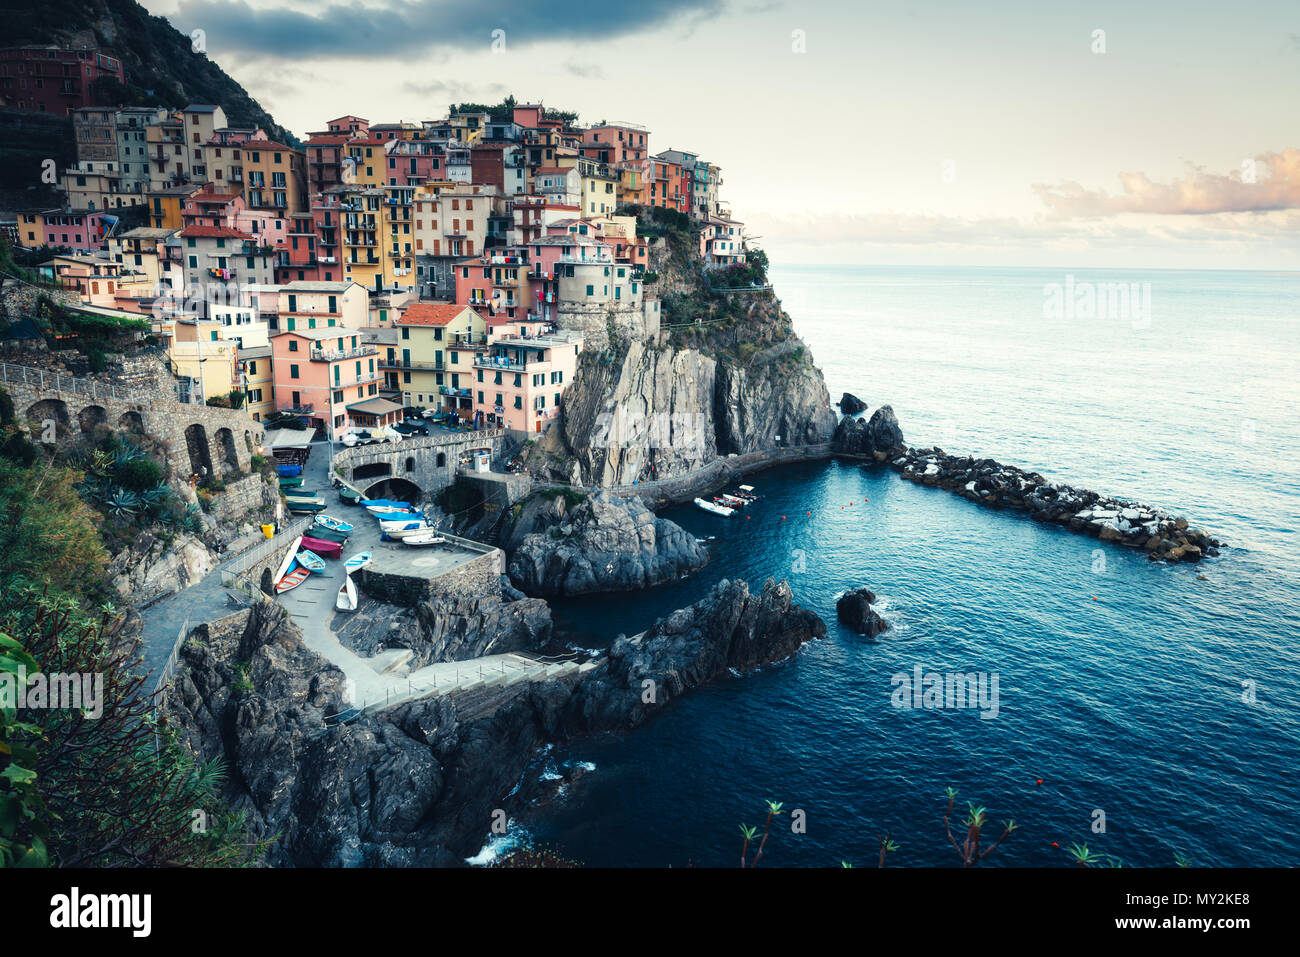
[344,552,372,574]
[296,548,328,572]
[314,515,354,533]
[402,531,447,547]
[336,575,358,612]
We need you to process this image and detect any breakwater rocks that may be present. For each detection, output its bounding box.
[838,392,867,415]
[885,446,1220,563]
[507,491,708,597]
[836,588,890,637]
[167,579,823,866]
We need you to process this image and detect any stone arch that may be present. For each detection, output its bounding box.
[436,452,446,468]
[215,427,239,473]
[77,405,107,432]
[25,398,69,437]
[361,477,422,505]
[260,567,274,595]
[184,423,214,479]
[405,456,416,473]
[352,461,392,481]
[117,410,144,432]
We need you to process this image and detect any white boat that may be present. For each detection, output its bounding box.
[377,515,425,532]
[271,535,303,586]
[718,493,749,507]
[738,485,756,493]
[695,497,734,517]
[401,531,447,547]
[314,515,354,533]
[387,523,438,541]
[335,574,358,612]
[344,552,371,574]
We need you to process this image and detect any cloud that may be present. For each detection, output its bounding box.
[564,63,605,80]
[170,0,724,60]
[1032,150,1300,218]
[400,78,506,99]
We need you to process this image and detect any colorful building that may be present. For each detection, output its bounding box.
[270,326,385,439]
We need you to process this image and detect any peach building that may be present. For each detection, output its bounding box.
[270,326,387,439]
[472,328,584,436]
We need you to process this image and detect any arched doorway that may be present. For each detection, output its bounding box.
[352,461,392,482]
[184,423,214,479]
[118,410,144,432]
[260,567,274,595]
[25,398,69,441]
[361,477,423,505]
[215,427,239,474]
[77,405,107,432]
[436,452,446,468]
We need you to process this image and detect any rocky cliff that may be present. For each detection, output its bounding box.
[166,579,825,866]
[507,490,708,597]
[532,221,836,487]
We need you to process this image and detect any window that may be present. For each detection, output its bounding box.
[288,336,297,347]
[513,395,522,409]
[289,364,299,379]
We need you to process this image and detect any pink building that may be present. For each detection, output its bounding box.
[270,326,389,439]
[472,328,585,436]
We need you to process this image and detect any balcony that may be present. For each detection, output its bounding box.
[309,344,377,362]
[379,357,444,372]
[281,403,314,415]
[475,355,527,371]
[448,332,487,347]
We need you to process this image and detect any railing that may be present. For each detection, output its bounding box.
[379,358,443,372]
[0,361,138,402]
[310,344,377,362]
[219,515,314,596]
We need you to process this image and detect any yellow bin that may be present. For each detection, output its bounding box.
[261,524,275,539]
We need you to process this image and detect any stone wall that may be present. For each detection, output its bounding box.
[332,429,504,501]
[0,356,264,480]
[208,471,278,525]
[359,547,504,606]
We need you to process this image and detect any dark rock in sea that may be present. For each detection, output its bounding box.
[833,403,907,459]
[166,578,825,867]
[507,491,707,597]
[839,392,867,415]
[836,587,890,637]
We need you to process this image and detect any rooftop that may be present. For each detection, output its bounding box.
[399,302,477,327]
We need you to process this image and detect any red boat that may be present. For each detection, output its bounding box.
[299,535,343,559]
[275,566,310,593]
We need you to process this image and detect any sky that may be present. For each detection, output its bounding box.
[142,0,1300,269]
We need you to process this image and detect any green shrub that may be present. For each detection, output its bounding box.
[113,456,164,492]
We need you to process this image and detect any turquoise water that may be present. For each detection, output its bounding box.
[533,265,1300,867]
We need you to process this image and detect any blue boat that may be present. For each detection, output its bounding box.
[277,463,303,477]
[296,549,327,574]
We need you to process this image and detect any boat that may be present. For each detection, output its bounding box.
[717,493,749,507]
[377,515,426,533]
[275,564,310,594]
[300,536,342,559]
[364,498,417,515]
[271,536,304,591]
[277,463,302,477]
[344,552,372,574]
[287,498,327,514]
[695,497,734,517]
[401,531,447,547]
[738,485,756,494]
[305,525,349,544]
[278,476,304,488]
[314,515,354,533]
[335,575,358,612]
[283,489,323,501]
[338,487,361,506]
[386,523,437,541]
[296,548,329,572]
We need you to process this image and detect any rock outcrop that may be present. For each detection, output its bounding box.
[336,584,554,666]
[507,491,707,597]
[833,403,906,459]
[167,578,825,866]
[839,392,867,415]
[886,445,1221,563]
[836,588,889,638]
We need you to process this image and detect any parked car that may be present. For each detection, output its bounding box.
[394,420,429,436]
[340,426,402,447]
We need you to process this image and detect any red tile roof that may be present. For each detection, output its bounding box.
[398,302,475,327]
[180,225,256,240]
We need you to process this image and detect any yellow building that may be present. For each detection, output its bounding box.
[241,139,307,214]
[388,302,486,412]
[167,317,241,403]
[147,186,197,229]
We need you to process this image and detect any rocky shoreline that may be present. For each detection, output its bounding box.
[830,402,1220,564]
[165,578,824,866]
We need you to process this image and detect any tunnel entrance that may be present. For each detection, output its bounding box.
[361,477,423,505]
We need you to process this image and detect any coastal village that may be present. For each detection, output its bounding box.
[3,79,748,442]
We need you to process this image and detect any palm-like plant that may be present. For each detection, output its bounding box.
[107,488,141,517]
[878,831,899,867]
[944,788,1017,866]
[749,800,784,868]
[739,824,757,868]
[1174,851,1194,867]
[1066,842,1104,867]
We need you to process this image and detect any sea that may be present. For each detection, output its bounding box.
[497,265,1300,868]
